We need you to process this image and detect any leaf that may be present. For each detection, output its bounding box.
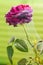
[18,58,28,65]
[7,46,14,65]
[14,39,28,52]
[27,61,32,65]
[37,41,43,54]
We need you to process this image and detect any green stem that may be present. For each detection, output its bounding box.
[22,24,34,47]
[22,24,33,47]
[22,24,41,64]
[22,24,38,56]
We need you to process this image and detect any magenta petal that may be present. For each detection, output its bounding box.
[5,4,33,27]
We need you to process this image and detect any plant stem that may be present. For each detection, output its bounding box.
[22,24,38,58]
[22,24,33,47]
[22,24,37,53]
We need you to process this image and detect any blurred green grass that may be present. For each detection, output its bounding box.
[0,0,43,65]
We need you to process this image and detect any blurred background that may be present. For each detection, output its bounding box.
[0,0,43,65]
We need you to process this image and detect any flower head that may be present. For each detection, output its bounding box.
[5,4,33,26]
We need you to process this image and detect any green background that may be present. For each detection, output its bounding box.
[0,0,43,65]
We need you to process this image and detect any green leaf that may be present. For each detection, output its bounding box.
[14,39,28,52]
[37,41,43,54]
[18,58,28,65]
[7,46,14,65]
[27,61,32,65]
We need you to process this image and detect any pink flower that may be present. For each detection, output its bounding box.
[5,4,33,26]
